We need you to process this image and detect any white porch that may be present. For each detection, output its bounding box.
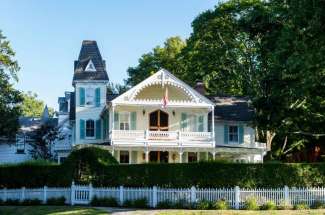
[102,69,215,149]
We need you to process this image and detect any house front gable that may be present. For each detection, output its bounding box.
[110,69,214,108]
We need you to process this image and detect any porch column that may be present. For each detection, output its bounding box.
[179,151,183,163]
[211,106,215,147]
[129,150,132,164]
[213,151,216,160]
[145,150,149,163]
[112,105,115,140]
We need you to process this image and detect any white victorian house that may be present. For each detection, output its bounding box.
[55,40,267,164]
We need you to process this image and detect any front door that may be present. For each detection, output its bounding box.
[149,110,169,131]
[149,151,169,163]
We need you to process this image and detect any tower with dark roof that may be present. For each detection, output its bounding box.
[72,40,109,84]
[73,40,109,145]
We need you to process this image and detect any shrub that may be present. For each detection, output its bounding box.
[213,199,229,210]
[133,198,148,208]
[123,199,133,208]
[278,200,292,210]
[21,198,42,205]
[173,199,191,209]
[2,162,325,188]
[294,202,309,210]
[5,199,20,205]
[196,200,212,210]
[243,197,259,210]
[46,196,66,205]
[260,201,276,210]
[157,200,173,209]
[62,147,118,184]
[311,200,325,209]
[90,196,119,207]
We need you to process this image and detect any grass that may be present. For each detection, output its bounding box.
[157,209,325,215]
[0,206,107,215]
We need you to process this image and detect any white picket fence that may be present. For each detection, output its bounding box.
[0,183,325,209]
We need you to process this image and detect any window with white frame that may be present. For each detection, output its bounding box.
[86,119,95,137]
[85,88,94,106]
[119,112,130,130]
[183,114,205,132]
[229,125,239,143]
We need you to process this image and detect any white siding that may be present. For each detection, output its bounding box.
[0,143,32,164]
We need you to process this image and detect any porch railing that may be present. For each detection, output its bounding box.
[110,130,213,142]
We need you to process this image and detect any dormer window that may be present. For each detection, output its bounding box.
[85,59,96,72]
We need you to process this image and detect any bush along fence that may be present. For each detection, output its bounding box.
[1,182,325,209]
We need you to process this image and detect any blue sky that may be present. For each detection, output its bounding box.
[0,0,217,110]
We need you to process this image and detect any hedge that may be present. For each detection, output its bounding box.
[1,162,325,188]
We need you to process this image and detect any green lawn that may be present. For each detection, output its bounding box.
[157,209,325,215]
[0,206,108,215]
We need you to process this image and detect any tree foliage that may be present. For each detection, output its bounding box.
[125,36,186,86]
[124,0,325,161]
[0,31,22,138]
[29,123,58,160]
[21,91,54,117]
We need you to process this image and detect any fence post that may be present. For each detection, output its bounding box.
[235,186,240,209]
[119,186,124,205]
[4,188,7,202]
[152,186,157,208]
[71,181,75,206]
[43,186,47,204]
[190,186,196,203]
[21,187,25,202]
[89,183,93,204]
[284,186,289,204]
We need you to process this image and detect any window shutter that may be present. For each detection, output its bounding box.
[181,113,187,130]
[80,119,85,139]
[95,88,100,107]
[224,125,229,144]
[96,119,101,139]
[114,112,119,130]
[198,115,204,132]
[79,88,85,106]
[239,125,244,144]
[130,112,137,130]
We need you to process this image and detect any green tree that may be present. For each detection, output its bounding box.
[125,36,186,86]
[0,30,22,138]
[29,122,58,160]
[21,91,54,117]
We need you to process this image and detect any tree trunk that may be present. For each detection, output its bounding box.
[266,130,276,151]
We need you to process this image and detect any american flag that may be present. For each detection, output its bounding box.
[162,87,168,108]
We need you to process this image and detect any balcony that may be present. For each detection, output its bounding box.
[109,130,214,147]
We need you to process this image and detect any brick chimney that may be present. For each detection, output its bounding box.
[194,80,206,95]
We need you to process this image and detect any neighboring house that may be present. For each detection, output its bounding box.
[55,40,267,164]
[0,107,58,164]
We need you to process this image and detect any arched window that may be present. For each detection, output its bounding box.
[86,119,95,137]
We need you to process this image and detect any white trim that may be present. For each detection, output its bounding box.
[85,59,96,72]
[111,69,214,108]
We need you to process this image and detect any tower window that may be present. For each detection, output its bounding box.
[86,88,95,106]
[86,120,95,137]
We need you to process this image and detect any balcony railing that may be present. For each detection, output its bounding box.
[110,130,213,143]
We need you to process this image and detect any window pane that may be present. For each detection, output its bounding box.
[86,88,94,105]
[86,120,95,137]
